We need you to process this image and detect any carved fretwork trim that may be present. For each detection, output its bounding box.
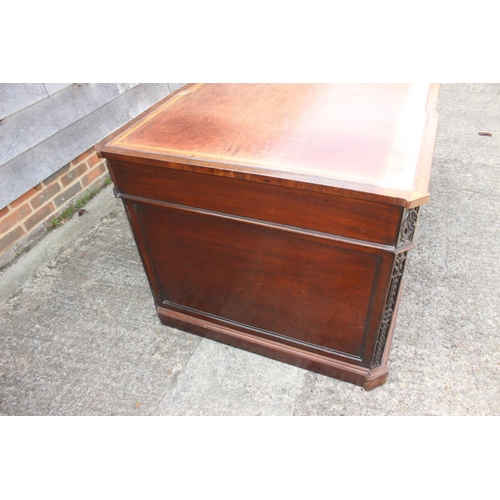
[371,252,407,368]
[371,207,421,367]
[398,207,420,247]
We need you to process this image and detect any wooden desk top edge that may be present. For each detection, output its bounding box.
[97,83,440,209]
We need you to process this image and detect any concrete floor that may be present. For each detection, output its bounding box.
[1,83,499,415]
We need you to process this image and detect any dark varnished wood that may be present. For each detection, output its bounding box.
[132,200,395,362]
[97,84,439,390]
[109,159,403,246]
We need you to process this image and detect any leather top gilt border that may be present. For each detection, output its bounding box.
[110,83,205,147]
[97,83,440,208]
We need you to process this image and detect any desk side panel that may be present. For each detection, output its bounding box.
[123,198,394,366]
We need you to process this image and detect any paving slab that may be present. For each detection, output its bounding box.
[155,339,306,416]
[0,190,202,415]
[1,83,499,416]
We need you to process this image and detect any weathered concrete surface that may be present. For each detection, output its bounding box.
[1,83,499,415]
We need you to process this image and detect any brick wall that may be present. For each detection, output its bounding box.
[0,148,109,269]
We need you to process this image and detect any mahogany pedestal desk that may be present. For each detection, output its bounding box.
[97,84,439,390]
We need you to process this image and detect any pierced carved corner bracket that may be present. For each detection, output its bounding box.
[398,207,420,247]
[371,207,421,368]
[371,252,407,368]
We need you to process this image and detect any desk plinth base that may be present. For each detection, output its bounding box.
[157,306,395,391]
